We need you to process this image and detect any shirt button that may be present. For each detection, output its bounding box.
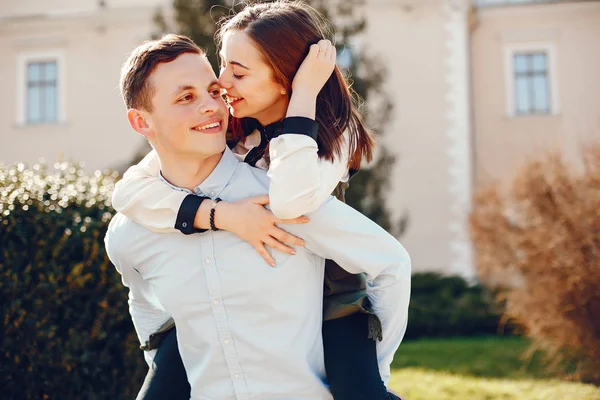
[210,191,216,197]
[213,299,219,306]
[223,339,230,345]
[235,374,241,379]
[182,222,187,228]
[205,258,212,265]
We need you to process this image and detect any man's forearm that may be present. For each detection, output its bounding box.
[290,197,412,384]
[368,267,411,385]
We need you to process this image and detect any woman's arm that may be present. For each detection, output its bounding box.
[268,127,350,219]
[268,40,350,219]
[112,151,307,265]
[112,150,191,233]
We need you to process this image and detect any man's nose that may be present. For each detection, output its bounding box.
[198,96,222,114]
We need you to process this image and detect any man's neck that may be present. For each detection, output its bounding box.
[159,151,224,192]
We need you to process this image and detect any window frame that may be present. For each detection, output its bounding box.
[16,50,66,126]
[503,42,559,118]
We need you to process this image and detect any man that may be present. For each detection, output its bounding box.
[105,34,411,399]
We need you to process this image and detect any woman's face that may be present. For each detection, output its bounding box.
[218,30,289,126]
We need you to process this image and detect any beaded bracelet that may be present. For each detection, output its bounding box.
[209,198,222,231]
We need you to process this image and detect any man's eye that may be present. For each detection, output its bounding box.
[180,94,193,102]
[210,90,221,97]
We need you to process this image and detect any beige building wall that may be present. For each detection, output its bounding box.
[364,0,474,277]
[0,0,169,171]
[1,0,476,277]
[472,1,600,186]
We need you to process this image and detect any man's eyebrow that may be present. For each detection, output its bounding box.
[172,85,195,96]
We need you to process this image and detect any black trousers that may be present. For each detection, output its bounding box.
[323,313,402,400]
[137,314,402,400]
[136,328,189,400]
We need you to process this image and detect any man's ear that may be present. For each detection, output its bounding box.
[126,108,156,142]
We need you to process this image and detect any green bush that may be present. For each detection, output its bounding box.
[405,273,509,340]
[0,161,146,400]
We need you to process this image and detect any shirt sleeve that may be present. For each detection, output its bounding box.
[292,197,411,386]
[267,122,351,219]
[112,150,207,234]
[104,217,172,366]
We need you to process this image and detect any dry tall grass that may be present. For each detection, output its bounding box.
[470,146,600,384]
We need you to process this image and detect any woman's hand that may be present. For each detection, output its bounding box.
[291,39,337,96]
[215,195,309,267]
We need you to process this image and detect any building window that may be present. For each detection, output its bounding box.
[16,51,66,126]
[26,61,58,124]
[513,52,550,115]
[504,43,558,118]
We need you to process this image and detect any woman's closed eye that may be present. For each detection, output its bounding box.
[232,73,245,80]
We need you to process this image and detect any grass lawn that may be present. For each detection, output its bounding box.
[387,336,600,400]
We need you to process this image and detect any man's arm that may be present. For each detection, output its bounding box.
[104,216,172,366]
[291,197,411,385]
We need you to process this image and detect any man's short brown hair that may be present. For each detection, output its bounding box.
[120,34,204,111]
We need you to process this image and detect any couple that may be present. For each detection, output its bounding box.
[105,2,411,399]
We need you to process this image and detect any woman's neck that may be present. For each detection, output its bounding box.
[253,98,288,126]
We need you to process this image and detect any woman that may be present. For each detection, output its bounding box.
[114,2,402,399]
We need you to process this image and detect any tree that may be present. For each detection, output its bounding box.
[154,0,407,235]
[153,0,230,72]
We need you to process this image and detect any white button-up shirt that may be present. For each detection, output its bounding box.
[105,148,411,400]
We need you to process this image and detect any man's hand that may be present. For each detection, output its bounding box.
[215,195,308,267]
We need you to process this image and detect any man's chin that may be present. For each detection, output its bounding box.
[203,143,227,158]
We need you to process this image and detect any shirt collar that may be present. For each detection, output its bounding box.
[243,117,283,139]
[159,147,240,198]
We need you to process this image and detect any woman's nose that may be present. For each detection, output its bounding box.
[218,68,232,89]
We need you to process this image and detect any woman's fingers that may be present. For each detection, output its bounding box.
[317,39,331,59]
[276,216,310,225]
[309,43,320,59]
[270,225,306,247]
[253,242,276,267]
[264,235,297,256]
[329,43,337,64]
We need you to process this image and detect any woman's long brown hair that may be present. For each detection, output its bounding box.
[216,0,374,170]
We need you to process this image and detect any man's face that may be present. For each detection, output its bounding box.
[142,53,228,159]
